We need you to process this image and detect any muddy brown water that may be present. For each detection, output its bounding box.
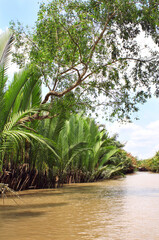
[1,172,159,240]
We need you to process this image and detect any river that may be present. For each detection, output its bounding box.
[0,172,159,240]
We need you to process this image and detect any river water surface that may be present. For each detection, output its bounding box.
[1,172,159,240]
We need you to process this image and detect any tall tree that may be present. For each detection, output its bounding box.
[11,0,159,120]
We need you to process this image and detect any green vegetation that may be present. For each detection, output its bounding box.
[137,152,159,172]
[0,0,158,190]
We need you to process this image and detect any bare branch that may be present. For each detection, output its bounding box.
[24,33,40,51]
[87,11,116,64]
[41,80,81,104]
[19,124,38,133]
[61,24,83,62]
[72,67,81,81]
[59,63,81,76]
[82,56,155,82]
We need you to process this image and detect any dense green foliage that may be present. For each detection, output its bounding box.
[138,151,159,172]
[10,0,159,120]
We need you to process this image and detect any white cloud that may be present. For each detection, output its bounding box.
[107,120,159,160]
[147,120,159,129]
[0,27,9,35]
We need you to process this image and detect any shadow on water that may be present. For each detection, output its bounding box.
[18,190,64,198]
[0,202,69,220]
[1,210,46,219]
[18,185,103,197]
[0,202,68,211]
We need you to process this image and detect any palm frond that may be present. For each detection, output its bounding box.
[0,129,60,160]
[0,67,8,126]
[98,147,119,169]
[2,68,30,127]
[14,72,41,113]
[63,141,88,160]
[63,147,92,172]
[22,131,60,160]
[0,31,14,67]
[4,108,38,131]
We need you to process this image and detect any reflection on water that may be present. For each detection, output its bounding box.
[1,172,159,240]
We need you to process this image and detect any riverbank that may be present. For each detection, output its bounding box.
[0,162,136,191]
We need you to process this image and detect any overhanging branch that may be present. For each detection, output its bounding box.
[17,113,58,124]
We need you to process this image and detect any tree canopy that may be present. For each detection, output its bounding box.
[10,0,159,120]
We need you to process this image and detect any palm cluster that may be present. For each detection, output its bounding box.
[36,114,134,186]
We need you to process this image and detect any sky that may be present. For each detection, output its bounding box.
[0,0,159,160]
